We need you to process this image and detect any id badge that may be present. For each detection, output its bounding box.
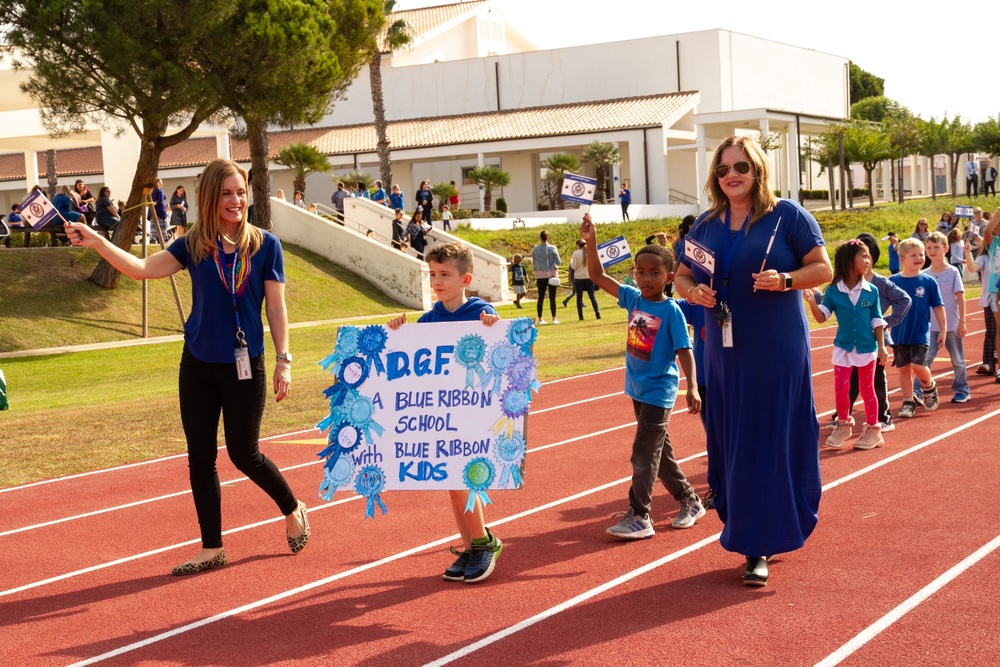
[721,312,734,348]
[234,347,252,380]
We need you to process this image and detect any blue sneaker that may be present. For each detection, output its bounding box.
[464,531,502,583]
[951,392,970,403]
[443,547,472,581]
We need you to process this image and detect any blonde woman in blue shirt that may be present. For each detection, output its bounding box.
[804,240,887,450]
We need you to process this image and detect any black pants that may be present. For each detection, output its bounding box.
[985,180,996,196]
[178,347,297,548]
[574,278,600,320]
[967,176,979,197]
[984,307,998,368]
[621,203,630,221]
[627,400,693,517]
[536,278,557,318]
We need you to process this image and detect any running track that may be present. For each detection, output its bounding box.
[4,311,999,666]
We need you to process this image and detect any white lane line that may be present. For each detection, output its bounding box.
[422,406,1000,666]
[64,450,703,667]
[813,532,1000,667]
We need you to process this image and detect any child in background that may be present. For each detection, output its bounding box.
[388,184,405,211]
[804,240,888,450]
[580,214,704,538]
[963,239,997,375]
[826,233,911,434]
[913,232,969,403]
[386,243,503,583]
[441,204,452,232]
[510,254,527,308]
[948,228,965,276]
[8,204,22,226]
[889,239,946,419]
[885,232,900,274]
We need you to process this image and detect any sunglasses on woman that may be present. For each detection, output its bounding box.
[714,161,752,179]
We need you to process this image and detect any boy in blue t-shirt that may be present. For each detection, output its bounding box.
[579,214,703,539]
[888,238,946,418]
[386,242,503,583]
[510,253,527,308]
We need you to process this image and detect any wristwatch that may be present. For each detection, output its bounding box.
[276,352,293,364]
[781,273,793,291]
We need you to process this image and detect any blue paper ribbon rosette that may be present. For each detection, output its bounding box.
[357,325,389,376]
[495,431,526,489]
[345,392,384,444]
[506,354,541,400]
[463,457,496,512]
[491,384,530,436]
[454,333,487,389]
[318,453,356,500]
[356,465,389,518]
[479,341,517,396]
[318,325,361,375]
[506,318,537,355]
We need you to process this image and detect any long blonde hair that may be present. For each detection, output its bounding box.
[704,136,777,226]
[185,159,262,264]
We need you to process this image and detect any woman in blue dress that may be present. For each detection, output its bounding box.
[674,136,833,587]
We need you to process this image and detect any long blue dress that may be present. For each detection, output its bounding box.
[681,199,823,556]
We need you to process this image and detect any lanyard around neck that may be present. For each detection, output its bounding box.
[720,208,750,304]
[215,236,247,346]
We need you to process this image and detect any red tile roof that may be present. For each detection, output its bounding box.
[0,92,698,181]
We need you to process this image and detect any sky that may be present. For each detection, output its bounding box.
[395,0,994,124]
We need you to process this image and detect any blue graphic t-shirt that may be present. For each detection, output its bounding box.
[617,285,691,408]
[887,273,943,345]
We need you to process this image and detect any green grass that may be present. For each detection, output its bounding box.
[0,196,988,487]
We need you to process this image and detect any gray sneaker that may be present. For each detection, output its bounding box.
[922,382,939,411]
[898,399,917,419]
[606,508,654,539]
[672,495,706,529]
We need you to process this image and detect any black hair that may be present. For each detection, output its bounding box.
[679,214,696,237]
[855,232,880,265]
[832,240,868,286]
[635,244,675,272]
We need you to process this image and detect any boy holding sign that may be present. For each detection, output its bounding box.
[579,214,705,539]
[386,243,504,583]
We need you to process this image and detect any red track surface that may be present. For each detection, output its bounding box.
[4,309,999,666]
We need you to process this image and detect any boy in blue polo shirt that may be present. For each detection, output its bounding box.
[889,238,946,419]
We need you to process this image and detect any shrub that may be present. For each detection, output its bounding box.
[496,197,508,213]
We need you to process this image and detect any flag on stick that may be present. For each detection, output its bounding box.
[19,190,59,231]
[683,237,716,275]
[597,235,632,268]
[560,173,597,206]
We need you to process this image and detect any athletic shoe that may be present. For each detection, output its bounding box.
[464,531,502,583]
[606,508,655,539]
[825,419,853,448]
[853,423,884,450]
[922,382,940,411]
[552,319,561,324]
[951,392,970,403]
[537,318,547,325]
[673,495,706,529]
[443,547,472,581]
[898,399,917,419]
[995,371,1000,384]
[975,363,992,375]
[880,419,895,433]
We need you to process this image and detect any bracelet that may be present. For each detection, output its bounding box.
[276,359,291,367]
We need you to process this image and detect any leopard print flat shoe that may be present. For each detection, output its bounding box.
[171,549,227,576]
[287,500,311,554]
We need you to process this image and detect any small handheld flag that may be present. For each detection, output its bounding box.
[954,205,974,218]
[560,173,597,206]
[683,237,716,275]
[0,369,8,411]
[597,235,631,268]
[19,190,59,231]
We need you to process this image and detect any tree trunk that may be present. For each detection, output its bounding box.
[866,166,876,208]
[88,141,162,289]
[949,153,958,198]
[370,52,393,189]
[45,150,57,198]
[484,188,493,212]
[838,136,846,211]
[293,175,306,197]
[827,161,836,210]
[595,165,606,203]
[898,151,905,204]
[247,116,271,230]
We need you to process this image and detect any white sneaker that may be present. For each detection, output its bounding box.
[606,508,654,539]
[537,318,547,325]
[552,319,561,324]
[672,495,706,529]
[879,420,895,433]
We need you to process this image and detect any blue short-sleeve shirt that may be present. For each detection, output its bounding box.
[617,285,691,409]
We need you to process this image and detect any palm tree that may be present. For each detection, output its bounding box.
[431,181,457,212]
[542,153,581,210]
[467,165,511,211]
[370,1,411,190]
[581,141,620,203]
[273,142,331,197]
[335,170,374,192]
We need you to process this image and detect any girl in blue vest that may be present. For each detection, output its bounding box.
[804,240,888,450]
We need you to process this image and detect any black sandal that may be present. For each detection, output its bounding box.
[743,556,769,587]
